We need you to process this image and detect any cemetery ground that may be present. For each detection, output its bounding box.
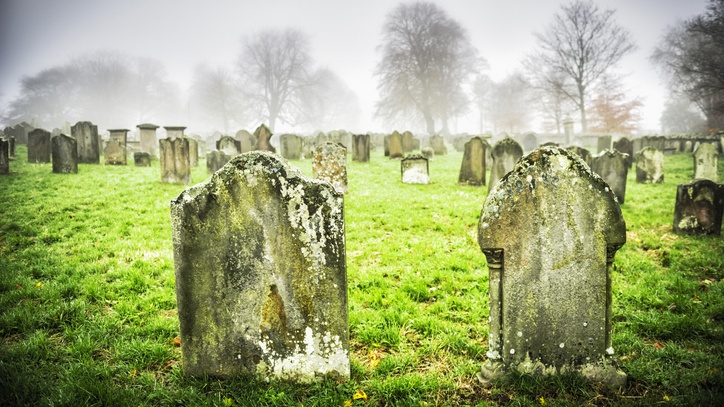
[1,145,723,407]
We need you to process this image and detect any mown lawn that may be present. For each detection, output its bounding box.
[1,144,722,406]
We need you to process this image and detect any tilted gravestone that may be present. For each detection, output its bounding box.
[253,124,276,153]
[28,128,51,163]
[458,137,486,186]
[388,131,403,159]
[401,154,430,184]
[597,135,612,153]
[52,134,78,174]
[478,147,627,388]
[137,123,159,156]
[280,134,303,160]
[566,146,592,165]
[134,152,152,167]
[429,134,447,155]
[206,150,231,174]
[402,131,414,152]
[105,129,128,165]
[591,149,629,204]
[693,143,719,182]
[672,179,724,235]
[160,137,190,184]
[635,147,664,184]
[171,151,349,381]
[613,137,633,168]
[313,142,348,194]
[0,138,9,174]
[352,134,370,163]
[488,137,523,194]
[72,121,100,164]
[236,129,256,153]
[217,136,242,157]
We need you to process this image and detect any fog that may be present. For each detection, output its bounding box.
[0,0,708,135]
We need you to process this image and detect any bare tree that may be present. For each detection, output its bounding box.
[472,74,493,133]
[190,64,245,133]
[296,68,361,131]
[4,66,80,128]
[237,28,312,132]
[374,2,482,135]
[527,67,575,134]
[659,93,707,134]
[527,0,636,132]
[487,72,533,134]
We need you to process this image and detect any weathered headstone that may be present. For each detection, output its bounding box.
[488,137,523,194]
[683,140,693,153]
[206,150,230,174]
[635,147,664,184]
[313,142,347,194]
[0,138,9,174]
[27,128,51,163]
[591,149,629,204]
[388,131,403,159]
[693,143,719,181]
[566,146,592,165]
[186,137,199,167]
[563,116,574,145]
[217,136,241,157]
[105,129,128,165]
[160,136,190,184]
[165,126,186,140]
[72,121,100,164]
[134,152,152,167]
[478,147,627,388]
[597,135,612,153]
[137,123,159,156]
[429,134,447,155]
[672,179,724,235]
[280,134,303,160]
[401,154,430,184]
[171,151,349,381]
[51,134,78,174]
[458,137,486,186]
[253,124,276,153]
[402,131,414,152]
[352,134,370,163]
[613,137,633,168]
[383,135,390,157]
[235,129,256,153]
[6,136,15,158]
[420,147,434,161]
[522,133,538,152]
[632,137,643,154]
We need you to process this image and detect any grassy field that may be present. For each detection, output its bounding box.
[1,144,723,406]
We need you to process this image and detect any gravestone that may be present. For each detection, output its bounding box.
[566,146,592,165]
[591,149,629,204]
[632,138,643,154]
[402,131,414,152]
[206,150,230,174]
[217,136,241,157]
[488,137,523,194]
[236,129,256,153]
[6,136,15,158]
[27,128,51,163]
[458,137,486,186]
[635,147,664,184]
[352,134,370,163]
[597,135,611,153]
[313,142,347,194]
[171,151,348,381]
[683,140,693,153]
[339,131,352,150]
[388,131,403,159]
[522,133,538,152]
[105,129,128,165]
[429,134,447,155]
[186,137,199,167]
[613,137,633,168]
[673,179,724,235]
[137,123,159,156]
[478,147,627,388]
[563,117,574,145]
[280,134,303,160]
[254,124,276,153]
[0,138,8,174]
[134,152,152,167]
[72,121,100,164]
[160,137,190,184]
[693,143,719,181]
[383,135,390,157]
[401,154,430,184]
[420,147,434,161]
[51,134,78,174]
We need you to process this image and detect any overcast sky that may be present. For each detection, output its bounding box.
[0,0,709,134]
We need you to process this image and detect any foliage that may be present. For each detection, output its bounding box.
[587,74,643,134]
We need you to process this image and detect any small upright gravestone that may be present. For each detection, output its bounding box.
[28,128,51,163]
[566,146,592,165]
[522,133,538,152]
[693,143,718,181]
[635,147,664,184]
[478,147,627,388]
[597,135,612,153]
[613,137,633,168]
[72,121,100,164]
[388,131,403,159]
[134,152,152,167]
[420,146,434,161]
[6,135,16,157]
[52,134,78,174]
[171,151,349,381]
[217,136,241,157]
[313,142,348,194]
[401,154,430,184]
[352,134,370,163]
[402,131,414,152]
[137,123,159,156]
[673,179,724,235]
[160,136,190,184]
[280,134,303,160]
[0,138,9,174]
[105,129,128,165]
[591,149,629,204]
[206,150,230,174]
[253,124,276,153]
[458,137,486,186]
[186,137,199,167]
[236,129,256,153]
[488,137,523,194]
[429,135,447,155]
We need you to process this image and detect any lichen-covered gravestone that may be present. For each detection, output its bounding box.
[0,138,9,174]
[28,129,51,163]
[478,147,627,388]
[693,143,719,182]
[185,137,199,167]
[401,154,429,184]
[206,150,230,174]
[566,146,591,165]
[217,136,241,157]
[171,151,349,381]
[160,137,190,184]
[72,121,100,164]
[236,129,255,153]
[388,131,403,159]
[672,179,724,235]
[105,129,128,165]
[458,137,486,186]
[488,137,523,194]
[591,149,629,204]
[280,134,302,160]
[134,152,151,167]
[253,124,276,153]
[352,134,370,163]
[635,147,664,184]
[613,137,633,168]
[52,134,78,174]
[429,134,447,155]
[313,142,348,194]
[402,131,414,152]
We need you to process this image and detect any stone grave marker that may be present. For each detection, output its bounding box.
[52,134,78,174]
[72,121,100,164]
[420,147,434,161]
[401,154,430,184]
[254,124,276,153]
[134,152,152,167]
[186,137,199,167]
[522,133,538,152]
[673,179,724,235]
[105,129,128,165]
[693,143,719,181]
[6,135,15,157]
[206,150,230,174]
[313,142,347,194]
[160,136,190,184]
[388,131,403,159]
[28,128,51,163]
[217,135,241,157]
[171,151,349,381]
[566,146,592,165]
[683,140,693,153]
[635,147,664,184]
[563,116,574,145]
[383,135,390,157]
[478,146,627,388]
[429,134,447,155]
[0,138,8,174]
[137,123,159,156]
[352,134,370,163]
[488,137,523,194]
[402,131,414,152]
[591,149,629,204]
[280,134,303,160]
[458,136,486,186]
[597,135,612,153]
[236,129,256,153]
[613,137,633,168]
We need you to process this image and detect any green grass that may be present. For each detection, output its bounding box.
[1,145,723,406]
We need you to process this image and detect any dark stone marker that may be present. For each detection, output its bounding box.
[420,147,434,161]
[591,149,629,204]
[402,131,414,152]
[27,128,51,163]
[7,136,16,157]
[72,121,100,164]
[254,124,276,153]
[52,134,78,174]
[429,134,447,155]
[105,129,128,165]
[478,146,627,388]
[160,137,190,184]
[217,136,241,157]
[597,135,611,153]
[206,150,230,174]
[352,134,370,163]
[613,137,633,168]
[313,142,348,194]
[137,123,159,156]
[673,179,724,235]
[280,134,303,160]
[401,154,429,184]
[458,137,486,186]
[635,147,664,184]
[488,137,523,194]
[383,135,390,157]
[388,131,403,159]
[566,146,592,165]
[0,138,9,174]
[134,152,152,167]
[171,151,349,381]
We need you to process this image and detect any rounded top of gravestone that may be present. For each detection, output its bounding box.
[235,129,252,138]
[694,142,717,155]
[136,123,159,129]
[492,136,523,156]
[253,124,273,137]
[164,126,187,131]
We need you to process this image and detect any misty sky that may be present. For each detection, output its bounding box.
[0,0,709,133]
